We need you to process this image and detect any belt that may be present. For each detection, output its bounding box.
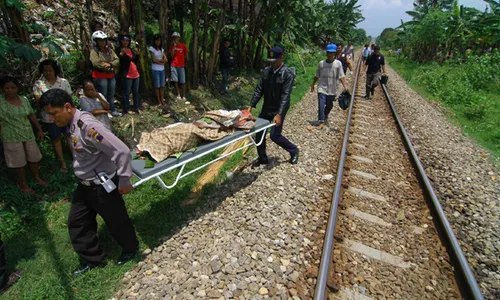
[79,171,116,186]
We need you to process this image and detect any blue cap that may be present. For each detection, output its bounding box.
[267,46,284,62]
[326,44,337,53]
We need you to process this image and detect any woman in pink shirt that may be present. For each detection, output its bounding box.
[117,32,141,115]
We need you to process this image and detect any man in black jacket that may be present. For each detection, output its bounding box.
[219,39,233,95]
[248,46,299,166]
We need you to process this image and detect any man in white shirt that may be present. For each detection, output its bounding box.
[309,44,349,129]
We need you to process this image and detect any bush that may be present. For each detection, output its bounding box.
[59,52,85,86]
[463,94,487,120]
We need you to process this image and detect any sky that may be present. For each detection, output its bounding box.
[356,0,490,38]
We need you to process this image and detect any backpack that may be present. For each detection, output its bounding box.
[338,90,351,110]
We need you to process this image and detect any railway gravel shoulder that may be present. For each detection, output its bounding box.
[385,65,500,299]
[113,76,353,299]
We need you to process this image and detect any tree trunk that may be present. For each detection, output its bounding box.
[207,0,227,84]
[201,1,211,79]
[131,0,152,92]
[191,0,200,87]
[4,4,29,44]
[237,0,243,68]
[253,35,263,69]
[159,0,170,50]
[119,0,131,32]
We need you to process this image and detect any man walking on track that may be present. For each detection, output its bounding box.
[343,41,354,61]
[248,46,299,166]
[40,89,139,276]
[309,44,349,129]
[364,45,386,99]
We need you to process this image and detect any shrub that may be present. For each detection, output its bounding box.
[463,93,487,121]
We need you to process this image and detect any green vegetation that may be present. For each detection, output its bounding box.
[387,52,500,158]
[0,48,323,299]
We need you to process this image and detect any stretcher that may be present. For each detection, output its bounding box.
[131,117,274,189]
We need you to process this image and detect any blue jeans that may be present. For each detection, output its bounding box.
[122,77,140,112]
[221,67,230,93]
[152,70,165,88]
[318,93,336,122]
[93,77,116,112]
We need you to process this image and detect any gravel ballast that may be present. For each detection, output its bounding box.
[113,64,498,299]
[386,66,499,299]
[114,75,353,299]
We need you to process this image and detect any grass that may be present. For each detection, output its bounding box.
[387,56,500,163]
[0,49,323,299]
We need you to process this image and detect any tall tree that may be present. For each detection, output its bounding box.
[207,0,227,83]
[190,0,200,87]
[131,0,151,89]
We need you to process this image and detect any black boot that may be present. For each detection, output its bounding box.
[0,241,7,290]
[72,262,106,277]
[252,156,269,168]
[117,249,137,265]
[289,149,299,165]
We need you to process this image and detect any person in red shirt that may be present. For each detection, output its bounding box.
[117,32,141,114]
[169,32,188,101]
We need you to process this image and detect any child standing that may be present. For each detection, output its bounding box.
[80,80,112,131]
[149,34,168,107]
[0,77,46,193]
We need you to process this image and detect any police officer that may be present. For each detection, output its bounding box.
[248,46,299,166]
[39,89,138,276]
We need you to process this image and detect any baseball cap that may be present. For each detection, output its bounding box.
[374,46,381,51]
[267,46,284,62]
[326,44,337,53]
[119,31,130,40]
[171,32,180,37]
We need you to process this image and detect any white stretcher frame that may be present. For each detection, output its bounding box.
[132,122,275,189]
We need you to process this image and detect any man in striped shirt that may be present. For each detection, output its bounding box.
[310,44,349,129]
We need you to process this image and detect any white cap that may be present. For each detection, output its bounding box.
[171,32,180,37]
[92,30,108,40]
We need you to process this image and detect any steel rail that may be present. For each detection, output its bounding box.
[313,54,363,300]
[381,83,484,300]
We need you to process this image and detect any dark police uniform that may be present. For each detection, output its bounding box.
[68,110,138,266]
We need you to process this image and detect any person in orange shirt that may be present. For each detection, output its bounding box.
[169,32,188,101]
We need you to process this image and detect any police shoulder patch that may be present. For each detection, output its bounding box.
[86,127,104,142]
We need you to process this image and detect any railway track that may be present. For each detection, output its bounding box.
[313,56,483,299]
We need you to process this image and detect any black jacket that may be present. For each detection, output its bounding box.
[250,64,295,119]
[117,47,140,78]
[220,47,232,68]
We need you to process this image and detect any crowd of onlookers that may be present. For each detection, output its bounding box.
[0,19,203,194]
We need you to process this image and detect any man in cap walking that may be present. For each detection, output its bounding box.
[310,44,349,129]
[248,46,299,166]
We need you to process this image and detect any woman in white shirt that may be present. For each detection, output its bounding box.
[149,34,168,107]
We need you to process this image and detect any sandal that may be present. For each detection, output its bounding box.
[18,185,34,194]
[35,178,48,186]
[0,270,24,293]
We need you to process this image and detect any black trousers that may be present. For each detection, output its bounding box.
[0,239,6,288]
[68,177,138,265]
[256,114,298,160]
